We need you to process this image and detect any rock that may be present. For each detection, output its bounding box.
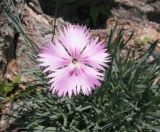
[20,3,67,45]
[115,0,154,13]
[147,0,160,22]
[0,1,15,80]
[37,0,115,27]
[25,0,43,14]
[114,0,160,23]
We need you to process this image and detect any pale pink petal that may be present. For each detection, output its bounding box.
[37,24,110,97]
[38,41,71,71]
[58,25,91,57]
[79,39,110,71]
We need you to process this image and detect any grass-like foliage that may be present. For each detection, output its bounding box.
[6,23,160,131]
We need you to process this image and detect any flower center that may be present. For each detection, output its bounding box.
[72,58,78,64]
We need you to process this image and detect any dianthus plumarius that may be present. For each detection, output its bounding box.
[37,24,110,97]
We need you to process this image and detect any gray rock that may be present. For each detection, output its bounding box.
[114,0,160,23]
[0,1,15,80]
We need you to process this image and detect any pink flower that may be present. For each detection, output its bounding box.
[38,24,110,97]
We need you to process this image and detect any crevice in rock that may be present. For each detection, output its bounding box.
[37,0,115,28]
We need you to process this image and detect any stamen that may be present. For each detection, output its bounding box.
[72,58,77,64]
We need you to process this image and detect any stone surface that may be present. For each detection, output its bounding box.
[0,1,15,80]
[114,0,160,23]
[37,0,115,27]
[20,3,67,45]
